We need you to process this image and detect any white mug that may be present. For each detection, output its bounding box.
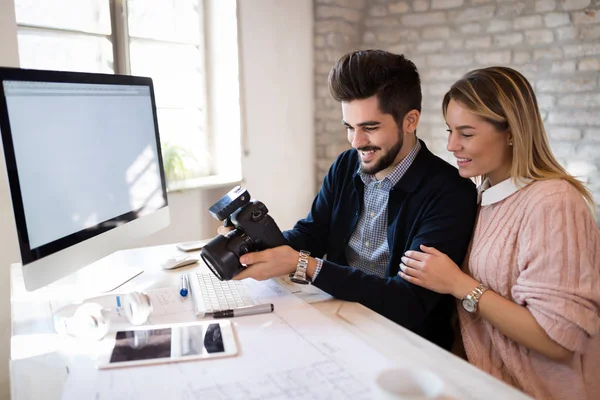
[376,366,448,400]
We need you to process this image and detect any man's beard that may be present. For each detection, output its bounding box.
[359,132,404,175]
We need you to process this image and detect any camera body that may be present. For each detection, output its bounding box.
[201,186,287,280]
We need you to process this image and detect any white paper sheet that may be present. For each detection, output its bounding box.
[273,276,335,303]
[61,279,395,399]
[145,287,194,318]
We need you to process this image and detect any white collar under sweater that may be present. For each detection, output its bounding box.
[477,177,533,206]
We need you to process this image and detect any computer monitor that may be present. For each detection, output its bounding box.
[0,67,170,291]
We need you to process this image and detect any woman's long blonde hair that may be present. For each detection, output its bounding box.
[442,66,596,213]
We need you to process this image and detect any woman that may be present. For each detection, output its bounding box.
[399,66,599,399]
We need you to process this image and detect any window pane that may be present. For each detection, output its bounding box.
[127,0,202,44]
[157,108,210,178]
[127,1,209,181]
[14,0,111,35]
[129,39,204,108]
[17,29,114,73]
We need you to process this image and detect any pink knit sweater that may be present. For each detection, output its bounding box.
[459,179,600,400]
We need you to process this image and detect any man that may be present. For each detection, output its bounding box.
[224,50,477,350]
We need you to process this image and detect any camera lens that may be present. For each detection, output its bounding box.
[200,230,255,280]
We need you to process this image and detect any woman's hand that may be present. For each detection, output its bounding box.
[399,244,478,298]
[403,247,575,363]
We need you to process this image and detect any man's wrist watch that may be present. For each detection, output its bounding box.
[461,283,488,313]
[289,250,311,285]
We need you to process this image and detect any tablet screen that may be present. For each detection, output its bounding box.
[100,321,235,369]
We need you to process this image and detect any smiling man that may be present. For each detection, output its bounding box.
[231,50,478,349]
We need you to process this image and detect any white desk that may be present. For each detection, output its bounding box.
[10,244,530,399]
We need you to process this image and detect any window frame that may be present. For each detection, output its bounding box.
[14,0,222,186]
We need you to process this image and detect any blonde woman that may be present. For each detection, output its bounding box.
[400,67,600,400]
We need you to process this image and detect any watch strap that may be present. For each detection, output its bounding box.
[471,284,488,302]
[289,250,311,284]
[463,283,488,313]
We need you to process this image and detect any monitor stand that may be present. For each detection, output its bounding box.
[45,252,144,298]
[70,264,143,293]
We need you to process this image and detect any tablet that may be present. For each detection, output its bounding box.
[96,320,238,369]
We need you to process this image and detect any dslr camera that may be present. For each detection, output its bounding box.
[201,186,288,280]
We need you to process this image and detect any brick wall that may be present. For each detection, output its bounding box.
[314,0,600,215]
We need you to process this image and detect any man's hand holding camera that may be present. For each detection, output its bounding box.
[203,186,302,281]
[216,225,315,281]
[235,245,316,281]
[216,225,233,236]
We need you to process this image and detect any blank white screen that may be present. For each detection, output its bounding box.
[5,81,164,249]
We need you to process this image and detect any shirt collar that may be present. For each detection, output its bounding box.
[478,177,532,205]
[357,139,421,186]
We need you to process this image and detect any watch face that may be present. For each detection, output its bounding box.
[462,298,476,313]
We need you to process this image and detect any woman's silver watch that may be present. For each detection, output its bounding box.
[461,283,488,313]
[289,250,311,285]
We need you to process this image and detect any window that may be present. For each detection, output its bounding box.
[14,0,213,185]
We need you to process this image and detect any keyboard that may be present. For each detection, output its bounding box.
[189,272,255,317]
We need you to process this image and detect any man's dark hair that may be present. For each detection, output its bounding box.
[328,49,422,128]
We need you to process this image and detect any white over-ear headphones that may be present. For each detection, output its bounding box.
[53,291,153,340]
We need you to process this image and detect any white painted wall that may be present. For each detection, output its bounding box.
[0,0,20,397]
[237,0,315,231]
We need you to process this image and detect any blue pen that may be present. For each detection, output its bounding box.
[180,274,189,297]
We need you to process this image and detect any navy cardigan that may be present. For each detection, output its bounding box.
[283,140,478,350]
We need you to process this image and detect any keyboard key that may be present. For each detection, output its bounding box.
[191,272,255,314]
